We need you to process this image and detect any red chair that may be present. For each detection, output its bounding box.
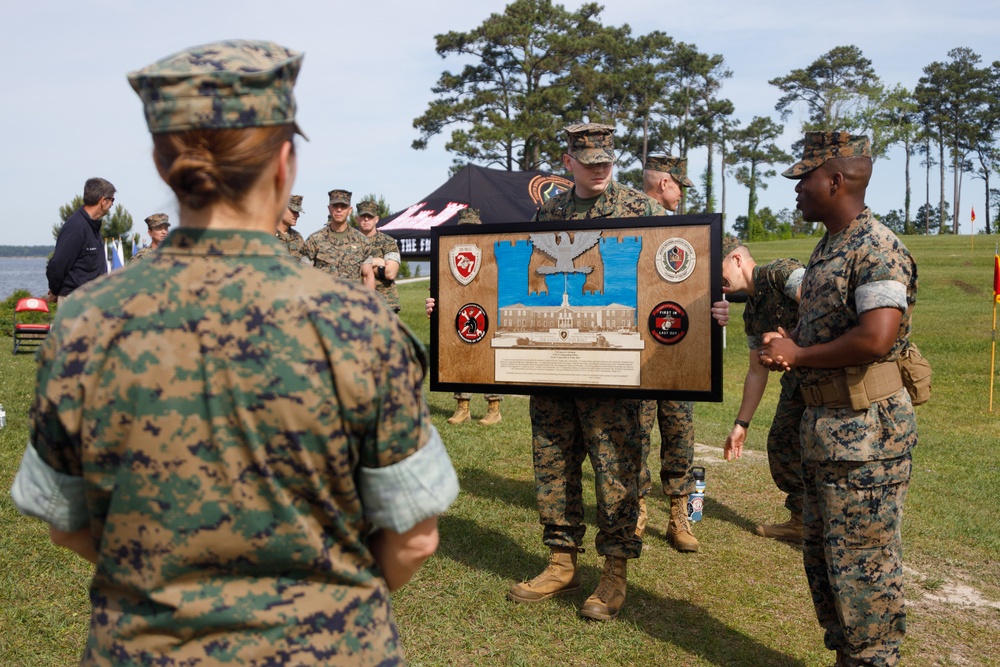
[13,297,52,354]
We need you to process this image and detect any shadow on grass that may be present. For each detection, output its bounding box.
[437,514,805,667]
[445,468,805,666]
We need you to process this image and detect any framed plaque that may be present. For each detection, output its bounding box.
[429,214,723,401]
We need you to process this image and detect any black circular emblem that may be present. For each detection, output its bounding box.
[648,301,689,345]
[456,303,488,344]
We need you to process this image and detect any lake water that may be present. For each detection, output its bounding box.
[0,257,49,300]
[0,257,431,301]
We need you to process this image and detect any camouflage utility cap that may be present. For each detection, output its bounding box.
[645,154,694,187]
[356,200,379,218]
[457,208,481,225]
[288,194,304,213]
[782,132,871,179]
[144,213,170,229]
[328,189,352,206]
[721,234,742,258]
[566,123,615,164]
[128,40,307,138]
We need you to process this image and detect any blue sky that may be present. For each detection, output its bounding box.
[2,0,998,246]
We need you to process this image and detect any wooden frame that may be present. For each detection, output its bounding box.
[430,214,723,401]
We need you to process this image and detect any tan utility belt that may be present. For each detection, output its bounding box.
[800,361,903,410]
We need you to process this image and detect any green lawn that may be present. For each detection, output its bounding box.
[2,235,999,666]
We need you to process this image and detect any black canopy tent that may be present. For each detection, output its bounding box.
[376,164,573,260]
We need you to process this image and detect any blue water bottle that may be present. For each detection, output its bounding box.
[688,466,706,522]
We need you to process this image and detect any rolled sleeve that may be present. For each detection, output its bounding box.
[856,280,907,315]
[358,426,459,533]
[10,443,88,532]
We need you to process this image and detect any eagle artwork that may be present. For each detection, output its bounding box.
[528,231,602,275]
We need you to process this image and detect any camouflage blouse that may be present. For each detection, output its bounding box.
[275,226,305,258]
[535,180,667,221]
[743,258,804,349]
[302,225,373,285]
[794,208,918,461]
[368,231,402,312]
[27,228,449,665]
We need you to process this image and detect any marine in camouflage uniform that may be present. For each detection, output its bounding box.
[720,235,806,542]
[275,193,305,258]
[761,132,918,667]
[11,39,458,667]
[130,213,171,262]
[303,189,374,287]
[356,199,402,312]
[507,123,666,622]
[638,154,699,552]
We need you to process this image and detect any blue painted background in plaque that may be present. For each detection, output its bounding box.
[494,234,642,310]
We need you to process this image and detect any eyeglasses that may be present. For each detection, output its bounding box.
[105,197,115,204]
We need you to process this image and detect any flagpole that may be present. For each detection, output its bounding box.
[991,295,997,413]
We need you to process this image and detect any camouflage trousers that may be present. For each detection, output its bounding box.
[529,395,644,559]
[639,400,694,497]
[802,455,911,667]
[768,373,805,514]
[454,393,503,401]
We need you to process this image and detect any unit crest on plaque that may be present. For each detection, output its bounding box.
[449,244,482,286]
[655,237,696,283]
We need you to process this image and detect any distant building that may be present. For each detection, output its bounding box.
[498,293,636,333]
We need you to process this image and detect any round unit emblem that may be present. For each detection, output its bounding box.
[655,237,697,283]
[456,303,488,344]
[648,301,689,345]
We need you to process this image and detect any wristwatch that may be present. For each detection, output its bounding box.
[734,419,750,429]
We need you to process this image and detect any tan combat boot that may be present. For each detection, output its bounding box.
[507,547,582,603]
[667,495,699,552]
[579,556,627,621]
[447,399,471,425]
[755,511,803,543]
[478,399,502,425]
[635,496,648,538]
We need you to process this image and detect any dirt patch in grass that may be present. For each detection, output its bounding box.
[951,279,979,294]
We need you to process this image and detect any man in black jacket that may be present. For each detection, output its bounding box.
[47,177,116,301]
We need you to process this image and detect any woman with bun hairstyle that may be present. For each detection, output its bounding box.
[11,40,457,666]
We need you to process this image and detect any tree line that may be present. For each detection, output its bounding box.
[411,0,1000,240]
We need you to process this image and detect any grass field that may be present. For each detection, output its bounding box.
[1,235,998,666]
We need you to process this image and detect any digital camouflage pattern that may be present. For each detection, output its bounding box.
[639,401,695,497]
[744,258,806,512]
[457,208,481,225]
[288,193,304,213]
[802,455,911,667]
[721,234,742,258]
[328,189,352,206]
[128,245,155,263]
[565,123,615,164]
[530,395,644,559]
[302,225,373,285]
[794,207,917,665]
[744,258,804,350]
[534,180,667,221]
[128,40,304,136]
[29,228,438,666]
[144,213,170,229]
[454,393,503,401]
[644,154,694,187]
[276,226,305,259]
[367,231,402,311]
[357,200,379,218]
[794,207,917,462]
[529,177,663,558]
[782,132,871,179]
